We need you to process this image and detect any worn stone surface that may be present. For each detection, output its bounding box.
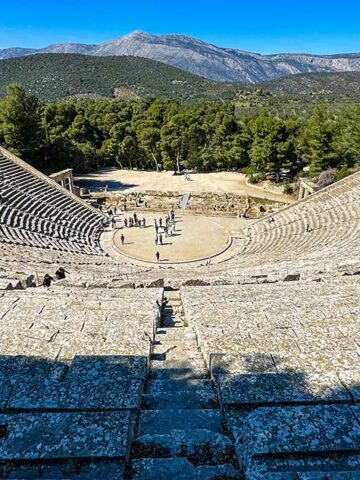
[131,458,195,480]
[9,376,143,410]
[243,405,360,456]
[142,379,217,409]
[0,411,132,460]
[133,429,234,465]
[0,460,125,479]
[219,372,350,407]
[139,409,222,436]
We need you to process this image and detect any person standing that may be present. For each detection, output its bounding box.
[159,234,163,245]
[124,218,128,228]
[43,274,54,288]
[156,251,160,262]
[121,234,125,245]
[155,236,158,246]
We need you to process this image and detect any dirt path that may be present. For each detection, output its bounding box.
[75,169,294,203]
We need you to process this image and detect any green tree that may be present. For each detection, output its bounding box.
[298,106,338,177]
[0,83,45,168]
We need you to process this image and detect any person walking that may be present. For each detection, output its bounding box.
[43,274,54,288]
[156,251,160,262]
[155,236,158,246]
[159,234,163,245]
[124,218,128,228]
[121,234,125,245]
[55,267,69,280]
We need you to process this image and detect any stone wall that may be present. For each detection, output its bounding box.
[93,190,287,219]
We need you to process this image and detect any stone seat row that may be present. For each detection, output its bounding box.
[0,224,102,255]
[0,204,99,247]
[0,149,106,256]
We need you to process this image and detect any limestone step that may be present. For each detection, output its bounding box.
[149,367,208,380]
[142,380,218,409]
[144,379,214,394]
[131,458,239,480]
[155,328,197,341]
[138,409,223,436]
[151,345,203,362]
[131,429,235,465]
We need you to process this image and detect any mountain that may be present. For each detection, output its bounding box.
[0,53,239,102]
[1,31,360,83]
[37,43,96,55]
[0,47,38,60]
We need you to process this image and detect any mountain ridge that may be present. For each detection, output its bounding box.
[1,31,360,83]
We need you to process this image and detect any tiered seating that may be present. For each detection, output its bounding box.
[0,287,163,479]
[0,147,106,255]
[181,279,360,478]
[221,171,360,276]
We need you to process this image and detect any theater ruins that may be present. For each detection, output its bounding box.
[0,144,360,479]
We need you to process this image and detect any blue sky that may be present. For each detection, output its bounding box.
[0,0,359,54]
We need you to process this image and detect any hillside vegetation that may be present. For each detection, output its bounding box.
[0,54,239,103]
[0,84,359,185]
[262,71,360,99]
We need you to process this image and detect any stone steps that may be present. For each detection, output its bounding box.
[129,291,240,479]
[132,429,235,465]
[142,379,218,409]
[131,458,239,480]
[138,409,223,436]
[148,366,209,380]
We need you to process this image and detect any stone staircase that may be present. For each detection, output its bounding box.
[129,290,240,479]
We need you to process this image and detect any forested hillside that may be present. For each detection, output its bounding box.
[0,54,239,103]
[0,84,359,186]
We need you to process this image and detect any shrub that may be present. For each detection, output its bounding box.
[283,182,294,195]
[317,169,336,189]
[334,167,351,182]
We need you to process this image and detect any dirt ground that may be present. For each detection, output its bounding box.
[75,169,294,203]
[112,212,248,263]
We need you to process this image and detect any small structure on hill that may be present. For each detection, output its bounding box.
[49,168,80,196]
[298,177,320,200]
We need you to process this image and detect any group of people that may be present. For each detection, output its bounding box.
[43,267,69,287]
[123,212,146,229]
[115,207,178,263]
[154,209,176,261]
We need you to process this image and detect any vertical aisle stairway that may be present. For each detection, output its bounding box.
[129,290,240,479]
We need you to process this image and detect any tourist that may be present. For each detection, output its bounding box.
[43,274,54,288]
[121,234,125,245]
[124,218,128,228]
[55,267,69,280]
[156,251,160,262]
